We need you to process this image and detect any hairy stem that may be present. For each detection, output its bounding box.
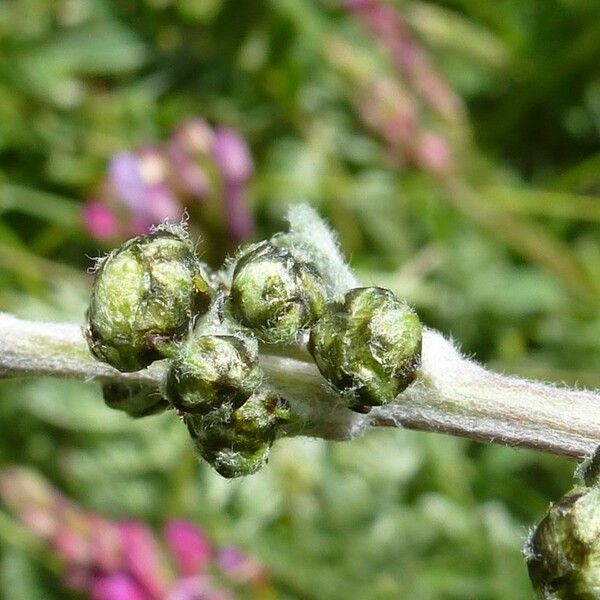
[1,312,599,460]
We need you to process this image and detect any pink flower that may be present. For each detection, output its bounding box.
[118,521,170,599]
[82,202,120,240]
[416,132,453,175]
[345,0,463,122]
[88,514,123,573]
[168,119,214,200]
[175,119,214,156]
[168,141,210,200]
[136,147,182,223]
[53,528,91,565]
[212,128,254,184]
[108,153,147,214]
[109,149,182,225]
[217,546,266,585]
[223,183,254,240]
[164,520,212,577]
[91,573,150,600]
[85,118,256,242]
[211,128,255,239]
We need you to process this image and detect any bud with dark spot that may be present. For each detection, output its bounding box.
[166,334,263,416]
[308,287,422,411]
[525,485,600,599]
[229,241,327,343]
[186,390,290,478]
[86,228,212,372]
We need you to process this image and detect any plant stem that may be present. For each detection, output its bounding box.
[1,312,599,460]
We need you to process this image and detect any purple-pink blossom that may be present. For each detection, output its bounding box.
[118,520,169,599]
[217,546,267,585]
[91,573,149,600]
[83,118,255,243]
[108,152,148,214]
[165,519,212,576]
[109,148,182,225]
[82,201,120,241]
[0,468,271,599]
[344,0,464,123]
[211,128,254,184]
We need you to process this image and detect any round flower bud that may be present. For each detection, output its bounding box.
[230,241,327,343]
[102,383,169,418]
[185,390,290,478]
[308,287,422,411]
[86,228,211,372]
[526,486,600,599]
[166,334,263,416]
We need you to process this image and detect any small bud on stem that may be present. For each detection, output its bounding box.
[309,287,422,412]
[166,334,263,417]
[526,484,600,599]
[230,241,327,343]
[86,228,211,372]
[185,390,291,478]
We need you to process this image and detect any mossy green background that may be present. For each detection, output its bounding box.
[0,0,599,598]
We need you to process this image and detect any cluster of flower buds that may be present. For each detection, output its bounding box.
[85,211,423,477]
[82,118,254,243]
[0,468,269,599]
[166,332,291,478]
[525,448,600,599]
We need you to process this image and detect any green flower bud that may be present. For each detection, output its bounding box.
[308,287,422,411]
[86,228,211,372]
[166,334,263,416]
[230,241,327,343]
[526,485,600,599]
[186,390,290,478]
[102,383,169,418]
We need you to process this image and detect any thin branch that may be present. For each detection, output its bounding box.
[1,313,599,460]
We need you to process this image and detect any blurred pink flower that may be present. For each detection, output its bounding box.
[135,147,182,223]
[222,183,254,240]
[82,201,120,240]
[168,119,215,200]
[345,0,464,122]
[212,128,255,239]
[108,152,147,214]
[108,149,182,227]
[89,514,123,573]
[0,468,270,599]
[358,78,418,147]
[165,520,212,577]
[86,119,255,243]
[212,128,254,184]
[416,132,453,175]
[168,141,210,200]
[217,546,267,585]
[91,573,150,600]
[118,521,170,599]
[176,118,215,155]
[53,528,92,565]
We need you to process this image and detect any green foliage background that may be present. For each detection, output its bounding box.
[0,0,599,598]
